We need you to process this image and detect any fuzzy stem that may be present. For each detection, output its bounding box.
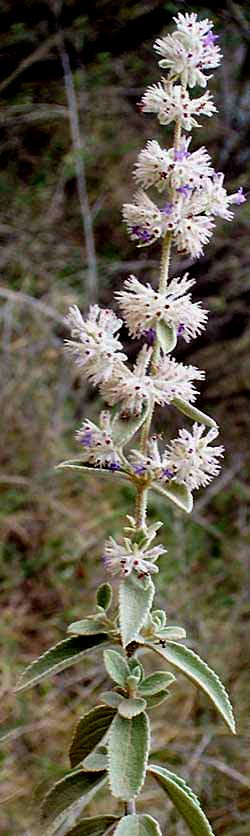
[125,799,136,815]
[135,484,148,529]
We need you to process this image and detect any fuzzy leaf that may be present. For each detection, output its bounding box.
[104,649,130,686]
[112,402,149,446]
[41,770,106,831]
[149,642,235,734]
[152,481,193,513]
[15,634,108,692]
[69,706,116,768]
[83,748,108,772]
[157,320,177,354]
[56,461,129,481]
[65,815,120,836]
[152,482,193,513]
[114,814,162,835]
[108,712,150,800]
[128,657,144,681]
[118,698,146,718]
[173,397,217,428]
[155,626,186,640]
[119,575,155,648]
[96,583,113,611]
[145,690,170,710]
[149,765,215,836]
[100,692,124,709]
[138,672,175,696]
[68,619,107,636]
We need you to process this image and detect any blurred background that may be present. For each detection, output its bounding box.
[0,1,250,834]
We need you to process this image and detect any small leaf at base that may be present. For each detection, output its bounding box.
[114,814,162,835]
[103,649,130,686]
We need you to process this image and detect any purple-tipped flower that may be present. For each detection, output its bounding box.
[202,32,219,47]
[132,225,151,242]
[234,187,246,206]
[174,146,190,162]
[177,184,193,196]
[177,322,185,336]
[160,202,173,216]
[144,327,156,346]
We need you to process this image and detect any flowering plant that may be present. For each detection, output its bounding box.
[17,13,245,836]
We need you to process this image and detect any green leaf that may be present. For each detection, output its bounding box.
[152,482,193,513]
[15,634,108,692]
[119,575,155,647]
[112,402,149,446]
[155,626,186,640]
[114,814,162,835]
[118,697,146,718]
[65,815,120,836]
[148,642,235,734]
[149,765,215,836]
[173,397,217,428]
[128,657,144,681]
[69,706,116,768]
[157,320,177,354]
[96,583,113,611]
[41,770,107,831]
[138,672,175,696]
[100,692,124,709]
[104,649,130,686]
[145,690,170,710]
[108,712,150,800]
[56,461,129,481]
[83,748,108,772]
[68,618,107,636]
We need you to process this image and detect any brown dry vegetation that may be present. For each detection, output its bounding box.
[0,1,250,834]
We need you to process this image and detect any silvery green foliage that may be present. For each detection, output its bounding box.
[17,11,245,836]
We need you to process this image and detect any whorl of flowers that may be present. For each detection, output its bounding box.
[64,11,245,583]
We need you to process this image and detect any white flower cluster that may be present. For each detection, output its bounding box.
[122,13,245,256]
[162,423,224,491]
[103,535,166,578]
[64,304,126,385]
[64,12,244,543]
[129,425,224,492]
[76,411,121,470]
[154,12,222,89]
[116,273,208,342]
[66,311,205,417]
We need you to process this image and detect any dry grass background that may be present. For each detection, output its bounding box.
[0,1,250,833]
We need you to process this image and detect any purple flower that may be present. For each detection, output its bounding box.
[202,32,219,47]
[177,184,192,196]
[160,202,173,216]
[80,431,93,447]
[174,146,190,162]
[234,187,246,206]
[133,464,146,476]
[132,225,151,241]
[108,461,121,472]
[177,322,185,336]
[162,468,174,480]
[144,327,156,346]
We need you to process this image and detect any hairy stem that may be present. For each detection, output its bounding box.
[125,799,136,815]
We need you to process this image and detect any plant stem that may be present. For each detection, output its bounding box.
[125,799,136,814]
[136,118,182,519]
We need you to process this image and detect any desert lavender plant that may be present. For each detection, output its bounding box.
[16,12,245,836]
